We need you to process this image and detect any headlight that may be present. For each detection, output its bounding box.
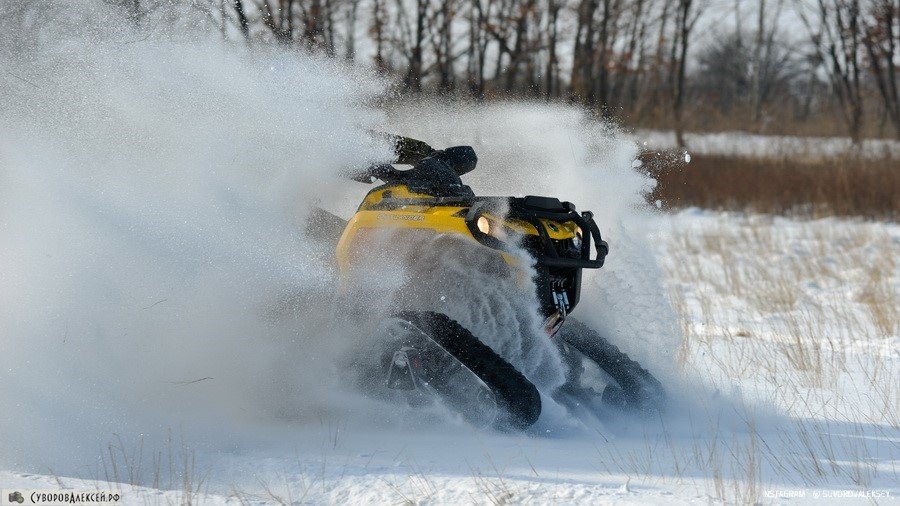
[467,212,508,244]
[572,227,583,249]
[477,215,491,235]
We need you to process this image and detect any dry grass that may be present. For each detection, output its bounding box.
[665,215,897,388]
[55,430,212,505]
[642,152,900,220]
[522,214,891,503]
[656,213,898,498]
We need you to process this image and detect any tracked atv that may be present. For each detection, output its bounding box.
[330,136,665,430]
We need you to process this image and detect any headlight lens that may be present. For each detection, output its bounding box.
[572,226,583,249]
[477,215,491,235]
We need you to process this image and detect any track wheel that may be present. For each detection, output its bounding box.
[389,311,542,430]
[557,318,666,414]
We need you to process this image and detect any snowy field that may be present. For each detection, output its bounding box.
[632,129,900,160]
[2,5,897,502]
[2,211,897,504]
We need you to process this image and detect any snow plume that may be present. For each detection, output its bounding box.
[393,234,566,391]
[0,1,680,477]
[385,102,681,380]
[0,0,392,472]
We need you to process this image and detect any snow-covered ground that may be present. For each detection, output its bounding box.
[2,5,897,502]
[2,211,896,504]
[632,129,900,160]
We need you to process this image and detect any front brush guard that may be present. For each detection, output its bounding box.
[465,198,609,269]
[361,192,609,269]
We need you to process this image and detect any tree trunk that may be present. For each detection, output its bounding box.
[751,0,765,128]
[234,0,250,39]
[545,0,560,99]
[673,0,694,148]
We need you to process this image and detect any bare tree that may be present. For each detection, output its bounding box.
[234,0,251,38]
[396,0,430,91]
[751,0,766,125]
[798,0,865,144]
[863,0,900,138]
[203,0,887,142]
[344,0,362,62]
[544,0,563,99]
[671,0,703,147]
[428,0,457,93]
[570,0,599,102]
[371,0,389,70]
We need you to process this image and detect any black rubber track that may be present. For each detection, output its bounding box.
[557,318,666,413]
[394,311,542,430]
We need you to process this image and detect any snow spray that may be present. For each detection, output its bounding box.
[0,1,679,476]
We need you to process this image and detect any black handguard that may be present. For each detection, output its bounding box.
[393,138,477,177]
[344,134,436,183]
[392,135,437,165]
[346,134,475,185]
[367,132,437,165]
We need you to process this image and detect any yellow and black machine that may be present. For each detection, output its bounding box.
[333,136,664,430]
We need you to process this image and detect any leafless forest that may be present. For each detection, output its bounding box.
[107,0,899,143]
[7,0,899,217]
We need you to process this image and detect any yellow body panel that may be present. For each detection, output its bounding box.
[336,184,579,275]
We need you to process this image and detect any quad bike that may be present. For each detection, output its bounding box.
[324,135,665,430]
